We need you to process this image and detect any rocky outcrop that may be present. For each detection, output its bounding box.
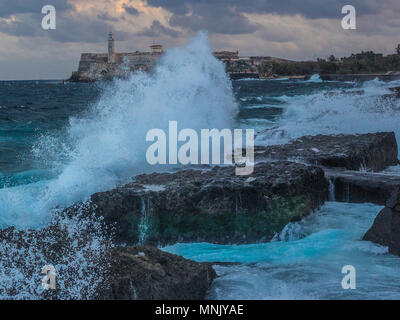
[325,169,400,205]
[62,132,399,245]
[103,245,215,300]
[69,52,161,82]
[65,161,328,245]
[363,187,400,255]
[0,223,215,300]
[255,132,398,171]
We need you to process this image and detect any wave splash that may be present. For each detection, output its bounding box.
[0,32,238,228]
[256,78,400,148]
[0,205,114,299]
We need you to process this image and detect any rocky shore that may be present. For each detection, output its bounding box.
[63,131,398,247]
[1,131,398,299]
[256,131,399,205]
[255,132,398,171]
[66,161,328,245]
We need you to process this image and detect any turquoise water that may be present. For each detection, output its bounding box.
[164,202,400,300]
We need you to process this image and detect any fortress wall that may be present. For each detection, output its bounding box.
[71,51,162,81]
[78,54,108,73]
[80,53,107,62]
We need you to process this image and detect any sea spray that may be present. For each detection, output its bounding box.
[255,78,400,149]
[0,32,239,228]
[0,203,114,299]
[306,74,323,83]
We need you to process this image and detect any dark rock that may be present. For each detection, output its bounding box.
[62,132,399,245]
[103,245,215,300]
[255,132,398,172]
[0,220,215,300]
[65,161,328,245]
[325,168,400,205]
[385,185,399,209]
[363,187,400,255]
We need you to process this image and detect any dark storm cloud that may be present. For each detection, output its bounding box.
[137,20,182,38]
[0,0,72,18]
[154,1,260,35]
[169,8,259,35]
[98,12,119,22]
[123,5,140,16]
[48,13,131,42]
[0,12,130,43]
[147,0,389,34]
[149,0,384,19]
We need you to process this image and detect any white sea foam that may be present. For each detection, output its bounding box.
[0,205,113,299]
[255,78,400,148]
[305,74,323,83]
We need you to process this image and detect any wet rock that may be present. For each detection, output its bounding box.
[325,168,400,205]
[363,187,400,255]
[103,245,216,300]
[0,222,215,300]
[65,161,328,245]
[255,132,398,172]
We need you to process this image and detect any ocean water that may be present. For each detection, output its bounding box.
[1,33,400,299]
[164,202,400,300]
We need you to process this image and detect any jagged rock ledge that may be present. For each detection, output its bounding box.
[363,187,400,256]
[255,132,398,171]
[66,161,328,245]
[255,131,399,205]
[63,132,399,245]
[324,169,400,205]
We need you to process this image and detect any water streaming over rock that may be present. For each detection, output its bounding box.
[329,179,336,202]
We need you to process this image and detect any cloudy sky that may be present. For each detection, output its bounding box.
[0,0,399,80]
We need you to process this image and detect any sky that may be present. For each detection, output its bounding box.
[0,0,399,80]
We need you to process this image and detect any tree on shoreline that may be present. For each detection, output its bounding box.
[396,44,400,55]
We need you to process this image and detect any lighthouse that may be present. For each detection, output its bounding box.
[108,32,115,63]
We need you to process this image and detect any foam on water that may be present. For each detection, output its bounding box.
[255,78,400,148]
[306,74,323,83]
[0,32,238,228]
[163,202,400,300]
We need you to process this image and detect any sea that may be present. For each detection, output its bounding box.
[1,33,400,299]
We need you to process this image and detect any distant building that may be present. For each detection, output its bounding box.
[70,33,164,82]
[213,50,292,79]
[150,44,164,54]
[70,33,292,82]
